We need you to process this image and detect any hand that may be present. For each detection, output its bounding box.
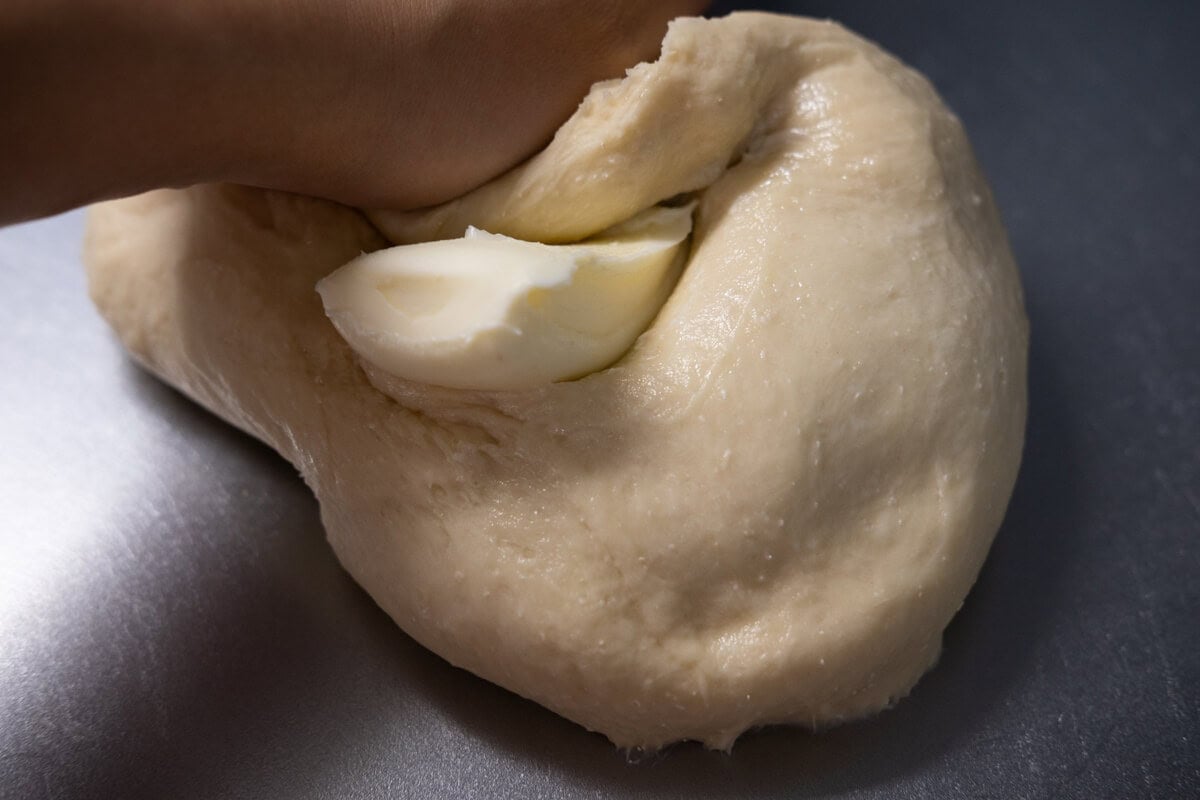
[0,0,708,224]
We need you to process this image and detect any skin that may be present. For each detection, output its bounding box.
[0,0,708,225]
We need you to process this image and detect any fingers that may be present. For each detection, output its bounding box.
[358,0,713,210]
[235,1,716,213]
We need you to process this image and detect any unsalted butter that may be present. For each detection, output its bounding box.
[317,204,693,390]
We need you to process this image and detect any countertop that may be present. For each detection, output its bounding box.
[2,1,1197,798]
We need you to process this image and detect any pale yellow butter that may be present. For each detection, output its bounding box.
[316,203,693,391]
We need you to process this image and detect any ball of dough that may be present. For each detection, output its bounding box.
[84,13,1027,749]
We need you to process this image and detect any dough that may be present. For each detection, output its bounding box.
[84,13,1028,749]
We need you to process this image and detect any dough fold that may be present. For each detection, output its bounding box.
[85,13,1027,749]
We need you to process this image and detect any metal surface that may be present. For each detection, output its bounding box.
[2,1,1197,797]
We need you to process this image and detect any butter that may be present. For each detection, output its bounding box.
[316,204,694,391]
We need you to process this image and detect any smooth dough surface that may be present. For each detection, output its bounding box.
[85,13,1027,749]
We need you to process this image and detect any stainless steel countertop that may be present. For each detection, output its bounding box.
[2,2,1198,798]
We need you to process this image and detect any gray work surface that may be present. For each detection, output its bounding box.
[2,1,1197,798]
